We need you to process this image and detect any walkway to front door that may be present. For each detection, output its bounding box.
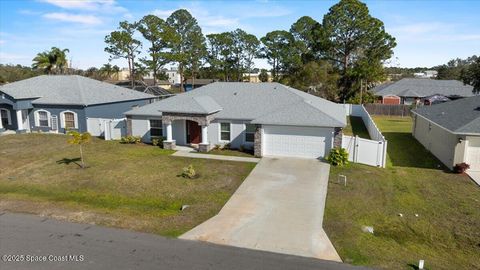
[186,120,202,144]
[180,157,341,262]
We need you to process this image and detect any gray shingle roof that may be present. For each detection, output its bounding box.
[373,78,475,98]
[126,82,346,128]
[0,75,155,106]
[413,95,480,134]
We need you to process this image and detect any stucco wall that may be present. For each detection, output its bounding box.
[29,105,87,133]
[85,99,152,119]
[129,116,254,148]
[413,114,460,169]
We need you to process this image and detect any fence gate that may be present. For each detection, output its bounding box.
[87,118,126,140]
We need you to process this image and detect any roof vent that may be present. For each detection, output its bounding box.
[475,106,480,111]
[234,92,237,95]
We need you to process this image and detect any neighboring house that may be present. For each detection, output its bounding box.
[124,82,346,159]
[243,72,273,83]
[412,95,480,170]
[183,79,217,92]
[164,67,181,85]
[111,80,173,98]
[373,78,475,105]
[0,75,155,135]
[414,70,438,78]
[423,94,450,105]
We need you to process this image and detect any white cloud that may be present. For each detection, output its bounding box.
[152,9,175,19]
[43,12,102,25]
[40,0,127,13]
[0,52,30,62]
[0,40,5,44]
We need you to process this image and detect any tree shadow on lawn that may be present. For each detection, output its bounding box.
[383,132,448,170]
[56,158,82,168]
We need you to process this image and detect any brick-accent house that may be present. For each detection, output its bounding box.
[124,82,346,159]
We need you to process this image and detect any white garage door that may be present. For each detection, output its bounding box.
[263,125,333,159]
[466,137,480,171]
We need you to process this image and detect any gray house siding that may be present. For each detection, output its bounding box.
[412,114,460,169]
[29,105,87,133]
[0,103,18,130]
[85,99,152,119]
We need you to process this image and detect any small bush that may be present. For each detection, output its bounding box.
[181,164,197,179]
[327,148,349,166]
[120,136,141,144]
[453,162,470,174]
[213,144,221,150]
[151,137,165,147]
[223,143,231,150]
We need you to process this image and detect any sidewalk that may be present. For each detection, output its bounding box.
[172,151,260,163]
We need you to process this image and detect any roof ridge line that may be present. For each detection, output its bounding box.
[75,75,87,106]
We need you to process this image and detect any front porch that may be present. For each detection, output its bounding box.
[162,112,216,153]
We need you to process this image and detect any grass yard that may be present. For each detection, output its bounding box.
[324,116,480,270]
[343,116,371,139]
[0,134,255,237]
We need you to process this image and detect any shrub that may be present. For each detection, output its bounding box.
[120,136,141,144]
[326,148,349,166]
[181,164,197,179]
[453,162,470,174]
[151,137,165,147]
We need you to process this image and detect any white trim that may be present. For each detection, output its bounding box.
[219,122,232,142]
[148,118,163,139]
[34,109,51,127]
[0,108,11,125]
[59,110,78,129]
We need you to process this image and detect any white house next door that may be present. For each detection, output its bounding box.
[263,125,332,159]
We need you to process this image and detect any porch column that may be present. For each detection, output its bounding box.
[163,122,176,150]
[198,125,210,153]
[166,122,173,141]
[16,110,24,130]
[0,114,3,129]
[201,125,208,144]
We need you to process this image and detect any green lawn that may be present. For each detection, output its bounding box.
[324,116,480,270]
[343,116,371,139]
[0,134,255,237]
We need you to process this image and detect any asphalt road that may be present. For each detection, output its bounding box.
[0,212,369,270]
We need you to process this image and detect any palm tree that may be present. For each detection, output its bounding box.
[99,63,114,80]
[32,47,69,74]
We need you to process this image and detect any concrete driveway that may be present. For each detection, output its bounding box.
[180,157,341,261]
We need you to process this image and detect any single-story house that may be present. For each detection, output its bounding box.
[125,82,346,158]
[0,75,155,135]
[373,78,475,105]
[412,95,480,170]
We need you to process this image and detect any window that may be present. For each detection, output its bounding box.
[38,111,49,127]
[64,112,75,129]
[150,119,163,137]
[220,123,231,141]
[245,124,255,143]
[0,109,10,126]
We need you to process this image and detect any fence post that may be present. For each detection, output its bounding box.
[354,135,359,163]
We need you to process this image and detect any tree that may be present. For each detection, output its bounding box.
[67,131,91,169]
[321,0,396,100]
[99,63,115,80]
[32,47,70,74]
[206,32,235,81]
[461,57,480,94]
[0,64,42,83]
[260,30,297,81]
[105,21,142,88]
[137,15,175,85]
[233,29,260,80]
[286,61,339,100]
[259,69,269,82]
[166,9,206,91]
[290,16,322,64]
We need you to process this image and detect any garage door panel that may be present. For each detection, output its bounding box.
[264,125,332,159]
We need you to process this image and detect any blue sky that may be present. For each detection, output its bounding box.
[0,0,479,70]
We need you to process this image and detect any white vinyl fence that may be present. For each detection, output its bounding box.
[87,118,126,140]
[342,104,388,168]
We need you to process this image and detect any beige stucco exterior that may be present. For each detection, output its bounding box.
[412,114,475,169]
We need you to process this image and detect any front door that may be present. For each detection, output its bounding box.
[186,120,202,144]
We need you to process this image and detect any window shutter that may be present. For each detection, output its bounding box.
[59,112,65,128]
